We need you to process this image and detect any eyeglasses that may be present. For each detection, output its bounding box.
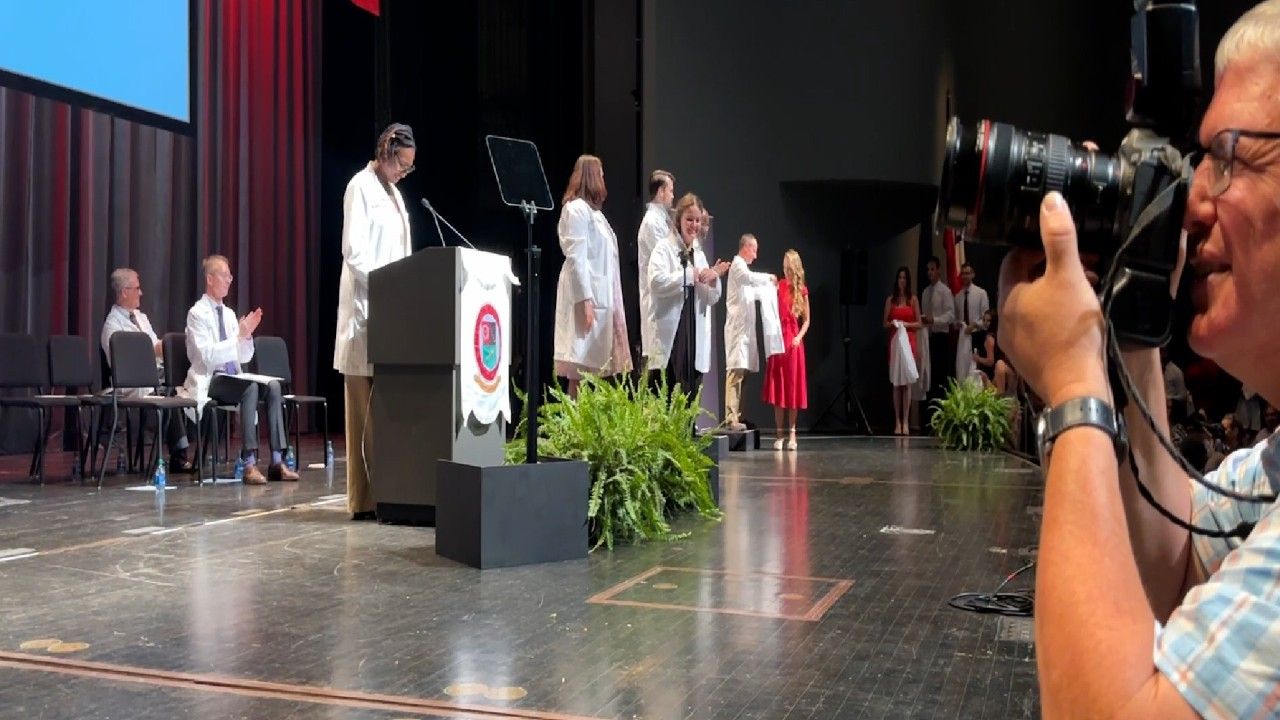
[394,155,415,176]
[1206,128,1280,197]
[210,271,233,281]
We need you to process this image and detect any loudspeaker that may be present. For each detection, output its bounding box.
[840,248,868,305]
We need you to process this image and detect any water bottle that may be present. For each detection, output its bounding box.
[115,451,126,475]
[153,457,167,491]
[325,440,335,468]
[233,456,245,482]
[285,446,297,472]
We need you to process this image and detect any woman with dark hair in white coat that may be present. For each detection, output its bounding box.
[647,192,729,395]
[336,122,415,520]
[552,155,632,396]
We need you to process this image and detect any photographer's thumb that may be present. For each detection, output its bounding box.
[1040,191,1082,276]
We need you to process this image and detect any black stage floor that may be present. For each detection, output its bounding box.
[0,436,1043,719]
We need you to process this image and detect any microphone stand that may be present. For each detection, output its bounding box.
[420,198,478,249]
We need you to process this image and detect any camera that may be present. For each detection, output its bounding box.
[935,1,1202,348]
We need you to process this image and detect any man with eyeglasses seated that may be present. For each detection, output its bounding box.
[100,267,194,472]
[181,255,298,485]
[998,3,1280,717]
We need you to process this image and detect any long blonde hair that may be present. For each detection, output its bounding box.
[783,249,806,318]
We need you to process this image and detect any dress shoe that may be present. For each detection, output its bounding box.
[351,510,377,522]
[168,453,195,473]
[243,464,267,485]
[268,463,300,482]
[727,421,747,432]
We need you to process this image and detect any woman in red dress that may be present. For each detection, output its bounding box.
[763,250,810,450]
[883,266,921,435]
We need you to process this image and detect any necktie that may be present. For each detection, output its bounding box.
[128,311,141,329]
[216,306,238,375]
[963,290,970,325]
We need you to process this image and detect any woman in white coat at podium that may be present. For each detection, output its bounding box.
[335,123,415,521]
[552,154,632,396]
[647,192,729,395]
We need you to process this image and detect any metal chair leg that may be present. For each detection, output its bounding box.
[97,402,120,489]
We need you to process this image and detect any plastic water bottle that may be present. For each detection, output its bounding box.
[285,446,297,472]
[153,457,167,491]
[325,440,334,468]
[115,451,126,475]
[233,456,245,482]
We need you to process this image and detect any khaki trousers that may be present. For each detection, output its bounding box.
[725,368,747,424]
[344,375,375,515]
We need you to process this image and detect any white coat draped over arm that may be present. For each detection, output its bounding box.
[647,235,719,373]
[334,163,412,377]
[553,198,616,372]
[724,256,773,372]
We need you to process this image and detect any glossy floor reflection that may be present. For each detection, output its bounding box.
[0,436,1043,719]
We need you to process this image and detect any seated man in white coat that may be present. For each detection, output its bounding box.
[647,193,728,395]
[723,234,776,430]
[182,255,298,484]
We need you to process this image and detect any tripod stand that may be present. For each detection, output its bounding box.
[811,302,872,434]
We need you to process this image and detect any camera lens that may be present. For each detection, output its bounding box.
[938,117,1126,251]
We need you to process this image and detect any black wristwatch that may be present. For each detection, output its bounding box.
[1035,396,1128,466]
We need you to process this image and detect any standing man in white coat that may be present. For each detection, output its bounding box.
[637,170,674,371]
[723,234,776,430]
[648,192,728,395]
[552,154,632,396]
[335,123,415,520]
[919,256,955,406]
[953,262,989,383]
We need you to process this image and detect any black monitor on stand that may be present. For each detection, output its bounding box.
[485,135,554,464]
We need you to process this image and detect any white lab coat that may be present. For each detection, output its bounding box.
[724,255,774,372]
[180,294,255,421]
[553,198,620,372]
[953,283,990,382]
[647,234,721,373]
[637,202,670,363]
[334,163,413,377]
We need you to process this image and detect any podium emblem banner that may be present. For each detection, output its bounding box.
[459,249,515,425]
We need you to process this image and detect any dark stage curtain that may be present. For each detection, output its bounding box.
[0,0,321,454]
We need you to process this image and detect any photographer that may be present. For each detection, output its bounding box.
[1000,3,1280,717]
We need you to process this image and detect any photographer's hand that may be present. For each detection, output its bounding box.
[998,192,1108,406]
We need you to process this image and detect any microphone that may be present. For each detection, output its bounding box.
[420,198,446,247]
[419,197,477,250]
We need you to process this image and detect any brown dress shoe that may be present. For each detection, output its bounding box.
[243,464,268,485]
[268,463,300,482]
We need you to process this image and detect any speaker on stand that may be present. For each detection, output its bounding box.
[812,248,872,434]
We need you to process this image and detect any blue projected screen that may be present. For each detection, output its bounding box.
[0,1,190,125]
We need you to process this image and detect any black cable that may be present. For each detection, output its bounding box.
[948,561,1035,617]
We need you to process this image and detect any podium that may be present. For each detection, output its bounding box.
[367,247,509,524]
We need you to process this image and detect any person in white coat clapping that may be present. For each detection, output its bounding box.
[552,154,632,396]
[335,123,415,520]
[648,192,729,396]
[723,234,776,430]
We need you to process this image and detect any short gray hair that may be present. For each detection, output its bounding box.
[202,254,229,276]
[1215,1,1280,81]
[739,233,758,250]
[109,268,137,299]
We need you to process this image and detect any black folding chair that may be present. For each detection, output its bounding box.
[0,334,53,483]
[42,335,103,483]
[162,332,235,479]
[253,336,328,466]
[96,332,201,488]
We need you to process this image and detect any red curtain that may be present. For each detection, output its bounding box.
[198,0,322,404]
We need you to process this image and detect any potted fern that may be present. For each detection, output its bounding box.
[929,378,1015,452]
[507,374,722,550]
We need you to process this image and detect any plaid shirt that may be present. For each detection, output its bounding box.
[1155,435,1280,719]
